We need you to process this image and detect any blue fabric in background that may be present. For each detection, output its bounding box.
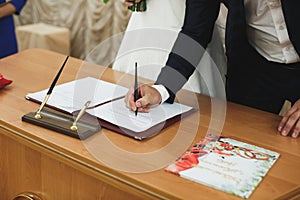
[0,0,27,58]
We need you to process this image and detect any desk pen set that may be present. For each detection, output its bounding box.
[22,56,100,140]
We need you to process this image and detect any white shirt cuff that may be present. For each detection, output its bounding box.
[151,84,170,104]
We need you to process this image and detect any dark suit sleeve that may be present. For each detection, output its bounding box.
[281,1,300,55]
[155,0,220,103]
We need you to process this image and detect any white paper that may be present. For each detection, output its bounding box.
[26,77,128,113]
[87,98,192,132]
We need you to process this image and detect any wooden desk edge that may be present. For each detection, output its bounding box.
[275,185,300,200]
[0,120,178,200]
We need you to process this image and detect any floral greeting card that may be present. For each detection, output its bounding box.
[165,136,280,199]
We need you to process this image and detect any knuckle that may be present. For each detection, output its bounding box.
[289,115,298,121]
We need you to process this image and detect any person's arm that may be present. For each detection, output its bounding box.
[278,99,300,138]
[0,0,26,18]
[155,0,220,103]
[0,2,16,18]
[125,0,220,112]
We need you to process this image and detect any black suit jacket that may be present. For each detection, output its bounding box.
[155,0,300,103]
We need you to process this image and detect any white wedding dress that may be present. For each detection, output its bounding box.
[113,0,227,98]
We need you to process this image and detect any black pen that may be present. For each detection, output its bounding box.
[134,62,139,116]
[35,56,69,119]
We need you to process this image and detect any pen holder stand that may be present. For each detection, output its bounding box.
[22,108,100,140]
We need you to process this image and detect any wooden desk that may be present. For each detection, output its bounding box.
[0,49,299,200]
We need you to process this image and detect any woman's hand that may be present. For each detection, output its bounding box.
[124,0,141,7]
[0,2,17,18]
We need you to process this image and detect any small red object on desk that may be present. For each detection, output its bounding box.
[0,74,13,89]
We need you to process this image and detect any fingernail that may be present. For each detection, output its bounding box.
[278,126,282,131]
[282,130,287,136]
[292,132,298,138]
[136,102,141,107]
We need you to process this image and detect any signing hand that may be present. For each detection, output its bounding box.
[278,99,300,138]
[125,84,162,113]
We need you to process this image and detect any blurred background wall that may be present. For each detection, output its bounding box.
[14,0,131,65]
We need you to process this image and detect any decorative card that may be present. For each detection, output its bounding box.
[165,136,280,199]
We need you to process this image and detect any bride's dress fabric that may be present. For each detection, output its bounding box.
[113,0,227,97]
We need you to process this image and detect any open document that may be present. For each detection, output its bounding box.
[87,98,193,139]
[25,77,196,140]
[26,77,128,113]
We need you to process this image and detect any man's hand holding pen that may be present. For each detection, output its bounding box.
[125,84,162,113]
[126,61,162,114]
